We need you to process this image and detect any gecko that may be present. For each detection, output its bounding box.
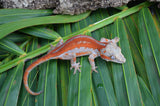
[23,35,126,95]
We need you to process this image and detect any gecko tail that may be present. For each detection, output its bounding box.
[23,55,50,95]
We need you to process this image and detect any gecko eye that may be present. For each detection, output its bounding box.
[111,56,115,60]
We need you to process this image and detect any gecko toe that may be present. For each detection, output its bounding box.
[91,66,98,73]
[78,68,81,72]
[70,66,73,70]
[92,69,98,73]
[73,69,77,74]
[71,63,81,74]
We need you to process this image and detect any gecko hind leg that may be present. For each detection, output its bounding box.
[48,39,64,53]
[51,39,64,49]
[56,39,64,46]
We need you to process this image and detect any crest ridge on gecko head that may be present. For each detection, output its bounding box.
[100,37,126,63]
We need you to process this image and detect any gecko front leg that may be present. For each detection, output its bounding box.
[70,56,81,74]
[88,53,98,73]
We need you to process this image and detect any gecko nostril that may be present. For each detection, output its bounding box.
[120,57,126,63]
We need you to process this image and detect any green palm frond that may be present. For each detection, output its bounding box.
[0,1,160,106]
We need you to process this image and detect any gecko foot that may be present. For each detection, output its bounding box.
[70,62,81,74]
[91,66,98,73]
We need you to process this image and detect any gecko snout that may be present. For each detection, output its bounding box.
[115,53,126,63]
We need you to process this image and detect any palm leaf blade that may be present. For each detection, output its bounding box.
[113,19,143,105]
[36,59,58,106]
[0,11,91,39]
[0,9,53,24]
[124,15,149,87]
[138,8,160,105]
[0,62,24,106]
[20,26,60,40]
[17,38,38,106]
[138,76,156,105]
[0,38,25,55]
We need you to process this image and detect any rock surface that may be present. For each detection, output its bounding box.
[0,0,159,15]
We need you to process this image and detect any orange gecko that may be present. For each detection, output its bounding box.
[23,35,126,95]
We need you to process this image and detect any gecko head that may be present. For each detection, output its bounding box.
[100,39,126,64]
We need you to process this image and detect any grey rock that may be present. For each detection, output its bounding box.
[0,0,159,15]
